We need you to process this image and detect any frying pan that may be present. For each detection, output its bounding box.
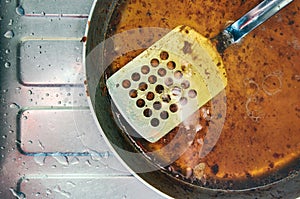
[83,0,300,198]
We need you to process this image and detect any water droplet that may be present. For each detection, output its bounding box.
[85,160,92,166]
[28,90,33,95]
[66,181,76,187]
[4,30,14,39]
[2,135,7,139]
[46,189,52,195]
[70,157,80,165]
[5,62,11,68]
[16,87,21,91]
[9,188,26,199]
[53,155,69,166]
[16,5,25,16]
[15,140,21,145]
[34,155,46,166]
[5,49,10,54]
[0,146,5,150]
[8,19,13,26]
[6,0,11,3]
[38,140,45,150]
[9,103,20,109]
[53,185,71,198]
[89,150,102,161]
[0,16,3,20]
[9,130,14,134]
[103,151,109,159]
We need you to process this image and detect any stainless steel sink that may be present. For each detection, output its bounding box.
[0,0,165,198]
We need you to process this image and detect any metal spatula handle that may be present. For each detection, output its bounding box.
[216,0,293,52]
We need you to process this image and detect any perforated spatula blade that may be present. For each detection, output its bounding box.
[106,26,227,143]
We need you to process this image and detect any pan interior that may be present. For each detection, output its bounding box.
[92,0,300,191]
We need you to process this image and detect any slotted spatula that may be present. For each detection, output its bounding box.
[106,0,293,143]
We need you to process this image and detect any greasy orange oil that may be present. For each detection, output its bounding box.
[108,0,300,189]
